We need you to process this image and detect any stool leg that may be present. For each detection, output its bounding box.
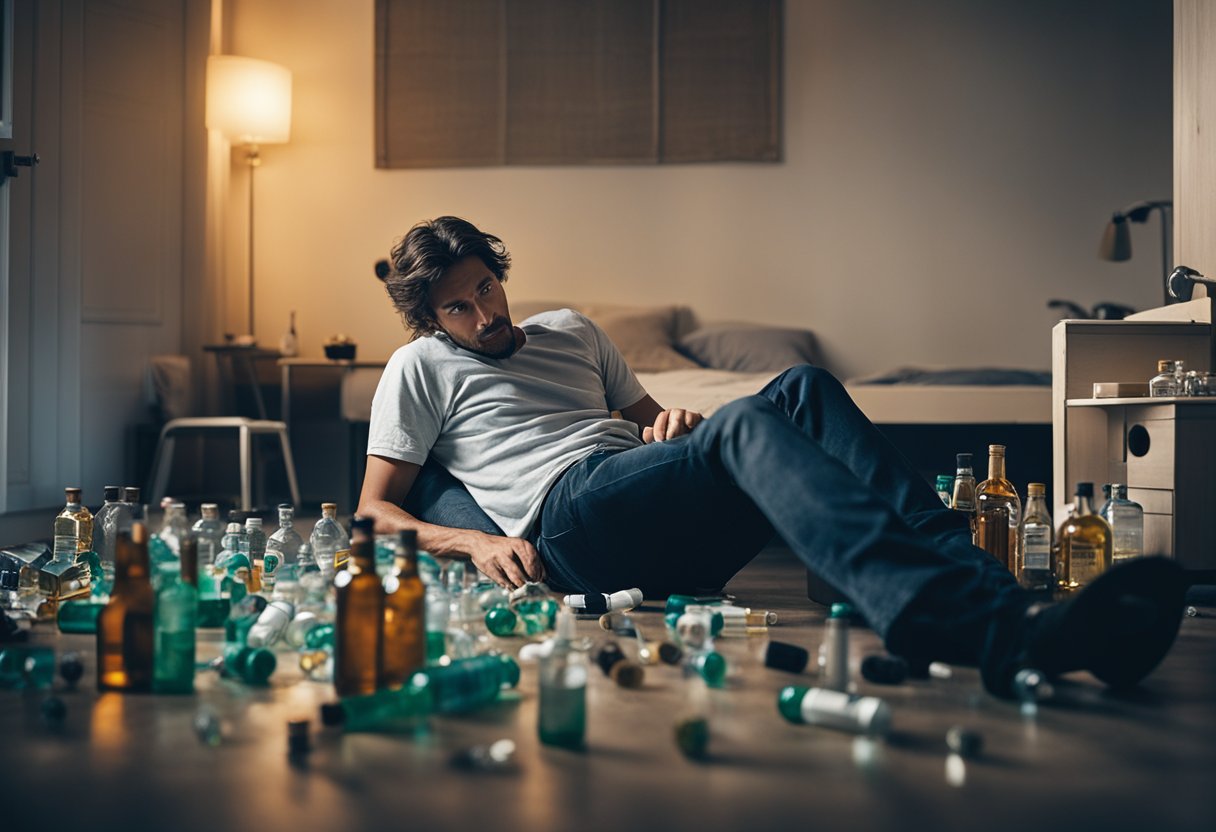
[148,432,177,507]
[239,424,252,511]
[277,428,302,512]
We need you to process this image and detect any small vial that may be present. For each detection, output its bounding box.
[764,641,810,674]
[821,603,851,691]
[689,650,727,688]
[777,686,892,736]
[860,654,908,686]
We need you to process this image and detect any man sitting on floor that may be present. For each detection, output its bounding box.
[357,216,1186,699]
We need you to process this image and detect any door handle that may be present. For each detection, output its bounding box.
[1,151,41,185]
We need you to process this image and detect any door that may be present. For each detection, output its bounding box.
[1,0,189,518]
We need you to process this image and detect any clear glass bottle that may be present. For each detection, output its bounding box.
[279,310,300,357]
[1103,484,1144,562]
[1174,360,1187,391]
[310,503,349,579]
[333,517,384,697]
[267,503,303,564]
[38,515,92,614]
[58,487,94,553]
[950,453,976,513]
[1057,482,1112,591]
[425,580,451,664]
[1149,360,1179,397]
[538,609,587,749]
[91,486,125,578]
[1182,369,1202,396]
[975,445,1021,572]
[154,535,198,694]
[244,517,267,568]
[192,503,226,572]
[120,487,144,529]
[1098,483,1113,520]
[97,524,155,691]
[1017,483,1054,591]
[380,530,426,690]
[152,502,189,570]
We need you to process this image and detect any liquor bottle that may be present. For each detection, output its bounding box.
[380,530,426,690]
[1057,482,1112,590]
[155,502,190,559]
[244,517,267,568]
[538,609,587,749]
[1017,483,1054,591]
[38,515,92,614]
[192,503,226,571]
[58,487,94,553]
[310,503,349,578]
[974,445,1021,571]
[320,675,432,733]
[267,503,303,564]
[1098,483,1113,520]
[1149,360,1179,397]
[935,475,954,506]
[1103,484,1144,562]
[120,487,144,529]
[413,654,520,714]
[154,535,198,694]
[950,453,976,518]
[97,524,155,691]
[333,517,384,697]
[91,486,125,578]
[279,310,299,358]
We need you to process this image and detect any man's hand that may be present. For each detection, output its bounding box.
[464,531,545,589]
[642,408,703,443]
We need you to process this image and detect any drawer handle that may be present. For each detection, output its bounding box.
[1128,424,1151,457]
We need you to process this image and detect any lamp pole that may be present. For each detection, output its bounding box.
[247,144,261,341]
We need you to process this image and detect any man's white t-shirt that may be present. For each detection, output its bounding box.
[367,309,648,537]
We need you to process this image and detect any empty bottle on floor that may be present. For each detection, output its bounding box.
[97,524,155,692]
[334,517,384,697]
[413,654,520,714]
[1057,482,1112,590]
[154,535,198,694]
[539,610,586,749]
[310,503,349,578]
[379,530,426,689]
[975,445,1021,572]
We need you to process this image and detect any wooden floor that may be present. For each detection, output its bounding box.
[4,545,1215,832]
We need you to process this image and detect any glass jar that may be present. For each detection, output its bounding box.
[1185,371,1216,397]
[1149,360,1179,397]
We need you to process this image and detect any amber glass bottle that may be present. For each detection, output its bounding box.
[975,445,1022,572]
[1057,482,1112,590]
[97,523,155,692]
[334,517,384,697]
[379,529,426,689]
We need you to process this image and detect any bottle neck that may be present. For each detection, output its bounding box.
[987,453,1006,481]
[1075,494,1094,516]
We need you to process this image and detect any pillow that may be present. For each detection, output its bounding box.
[580,304,701,373]
[677,323,821,373]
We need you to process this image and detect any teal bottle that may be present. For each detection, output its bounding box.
[0,645,56,690]
[57,599,106,634]
[412,654,520,714]
[154,535,198,693]
[320,675,432,732]
[538,610,586,749]
[484,605,549,637]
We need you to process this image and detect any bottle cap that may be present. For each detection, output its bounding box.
[657,642,684,665]
[122,486,142,502]
[1075,482,1094,498]
[321,502,337,513]
[1027,483,1045,497]
[485,607,518,637]
[829,602,853,619]
[245,517,262,528]
[764,640,810,674]
[956,453,972,467]
[988,444,1005,455]
[860,653,909,685]
[103,486,121,501]
[935,475,954,489]
[609,660,645,689]
[65,487,82,501]
[595,642,626,676]
[242,648,277,684]
[777,685,809,723]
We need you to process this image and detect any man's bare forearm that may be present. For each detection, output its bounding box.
[356,498,484,558]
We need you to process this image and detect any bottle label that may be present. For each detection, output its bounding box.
[1069,541,1102,584]
[1023,529,1051,570]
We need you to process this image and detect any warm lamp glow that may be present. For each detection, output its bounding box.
[206,55,292,144]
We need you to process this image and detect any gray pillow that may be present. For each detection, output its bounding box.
[677,323,821,373]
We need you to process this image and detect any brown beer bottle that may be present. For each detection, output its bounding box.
[379,529,426,689]
[97,523,155,692]
[334,516,384,697]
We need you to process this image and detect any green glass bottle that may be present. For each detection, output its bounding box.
[485,605,549,637]
[412,654,520,714]
[154,535,198,693]
[538,610,586,749]
[57,599,106,634]
[320,674,432,733]
[0,645,56,690]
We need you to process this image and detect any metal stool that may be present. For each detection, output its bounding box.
[147,417,301,511]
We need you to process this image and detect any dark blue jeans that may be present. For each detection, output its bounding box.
[409,366,1028,664]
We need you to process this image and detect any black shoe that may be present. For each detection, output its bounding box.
[981,557,1187,699]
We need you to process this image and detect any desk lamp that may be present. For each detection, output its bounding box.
[206,55,293,346]
[1098,200,1172,306]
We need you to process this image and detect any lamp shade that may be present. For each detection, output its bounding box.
[1098,215,1132,261]
[206,55,292,144]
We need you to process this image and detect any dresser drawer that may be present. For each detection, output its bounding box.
[1125,418,1175,489]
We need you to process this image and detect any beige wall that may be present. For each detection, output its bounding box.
[222,0,1171,379]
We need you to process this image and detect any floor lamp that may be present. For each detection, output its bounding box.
[206,55,293,346]
[1098,200,1173,307]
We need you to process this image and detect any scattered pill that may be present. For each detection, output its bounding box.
[287,719,311,756]
[765,640,810,674]
[194,707,222,746]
